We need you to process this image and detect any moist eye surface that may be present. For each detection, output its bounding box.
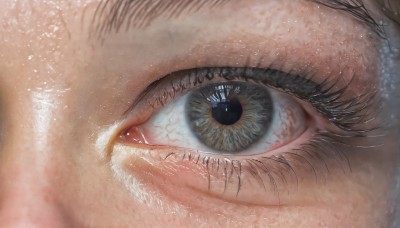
[186,81,274,153]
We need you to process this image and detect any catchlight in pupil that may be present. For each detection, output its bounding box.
[186,82,274,153]
[122,70,308,157]
[211,97,243,125]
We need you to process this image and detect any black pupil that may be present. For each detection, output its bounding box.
[211,98,243,125]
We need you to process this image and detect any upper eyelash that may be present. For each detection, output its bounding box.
[127,66,380,135]
[121,66,383,203]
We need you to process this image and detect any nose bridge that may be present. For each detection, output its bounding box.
[0,1,77,226]
[0,88,67,227]
[0,152,61,227]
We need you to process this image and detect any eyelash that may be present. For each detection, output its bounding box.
[120,66,380,202]
[127,67,377,133]
[161,132,351,199]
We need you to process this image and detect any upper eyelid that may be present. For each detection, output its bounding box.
[125,67,379,134]
[90,0,385,40]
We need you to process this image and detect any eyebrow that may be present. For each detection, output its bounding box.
[91,0,231,38]
[91,0,386,39]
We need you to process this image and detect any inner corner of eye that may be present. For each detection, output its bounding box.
[119,126,149,145]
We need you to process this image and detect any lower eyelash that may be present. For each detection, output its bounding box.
[161,130,377,204]
[120,66,383,205]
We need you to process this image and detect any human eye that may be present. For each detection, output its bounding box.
[113,64,377,206]
[123,68,307,155]
[91,0,393,223]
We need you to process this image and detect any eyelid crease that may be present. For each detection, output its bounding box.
[124,67,380,135]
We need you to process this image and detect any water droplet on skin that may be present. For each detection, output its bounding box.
[27,55,34,60]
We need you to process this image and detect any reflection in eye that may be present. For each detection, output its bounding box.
[118,67,378,205]
[187,82,275,152]
[124,81,305,155]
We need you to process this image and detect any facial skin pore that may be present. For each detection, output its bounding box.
[0,0,398,227]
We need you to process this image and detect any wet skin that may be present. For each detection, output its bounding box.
[0,0,399,227]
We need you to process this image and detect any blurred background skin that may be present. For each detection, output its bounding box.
[0,0,398,227]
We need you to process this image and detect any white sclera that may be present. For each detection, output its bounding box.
[139,86,306,155]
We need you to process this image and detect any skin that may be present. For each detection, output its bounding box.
[0,0,399,227]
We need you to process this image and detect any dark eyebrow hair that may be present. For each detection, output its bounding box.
[91,0,385,39]
[91,0,230,38]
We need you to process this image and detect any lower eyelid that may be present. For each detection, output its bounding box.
[112,68,377,208]
[113,129,350,208]
[117,145,293,207]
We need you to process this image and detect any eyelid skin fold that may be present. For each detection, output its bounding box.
[93,0,382,106]
[123,67,379,136]
[111,65,382,207]
[88,0,390,222]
